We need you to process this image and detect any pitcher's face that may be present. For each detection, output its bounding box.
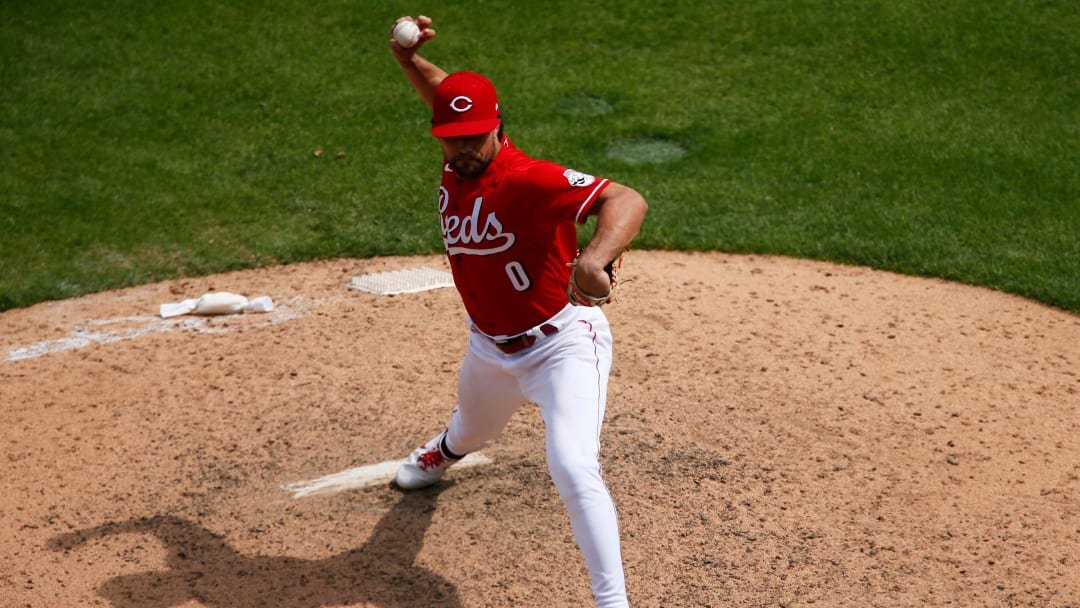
[439,128,500,179]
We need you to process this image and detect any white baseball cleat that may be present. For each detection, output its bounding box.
[394,432,460,490]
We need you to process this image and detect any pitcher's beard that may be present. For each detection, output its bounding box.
[450,155,491,179]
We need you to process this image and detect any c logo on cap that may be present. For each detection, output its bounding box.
[449,96,473,113]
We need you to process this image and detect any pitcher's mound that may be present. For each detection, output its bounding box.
[3,251,1077,607]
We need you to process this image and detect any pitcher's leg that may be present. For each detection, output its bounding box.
[396,335,525,490]
[546,436,627,608]
[528,316,628,608]
[445,334,526,455]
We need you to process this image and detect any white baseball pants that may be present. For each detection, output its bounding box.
[443,304,628,608]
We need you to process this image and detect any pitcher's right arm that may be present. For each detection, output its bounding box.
[389,15,446,110]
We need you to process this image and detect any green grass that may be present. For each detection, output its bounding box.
[2,0,1077,312]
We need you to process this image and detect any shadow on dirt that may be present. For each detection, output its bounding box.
[48,486,460,608]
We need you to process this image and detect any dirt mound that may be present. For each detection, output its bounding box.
[2,251,1077,607]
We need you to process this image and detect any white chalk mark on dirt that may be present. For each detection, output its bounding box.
[6,300,307,362]
[283,453,494,499]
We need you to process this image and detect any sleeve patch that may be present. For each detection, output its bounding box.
[563,169,596,187]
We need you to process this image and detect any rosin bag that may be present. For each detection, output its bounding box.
[195,292,248,315]
[160,292,274,318]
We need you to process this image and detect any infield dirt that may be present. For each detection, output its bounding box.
[2,251,1077,607]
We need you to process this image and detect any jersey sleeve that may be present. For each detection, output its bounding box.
[515,159,612,228]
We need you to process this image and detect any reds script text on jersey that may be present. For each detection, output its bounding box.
[439,138,610,338]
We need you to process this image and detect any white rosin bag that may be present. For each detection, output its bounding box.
[160,292,274,318]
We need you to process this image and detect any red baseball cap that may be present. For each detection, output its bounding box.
[431,71,501,138]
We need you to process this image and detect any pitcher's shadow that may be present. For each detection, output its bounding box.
[49,486,461,608]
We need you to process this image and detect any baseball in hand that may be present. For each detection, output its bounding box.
[392,20,421,48]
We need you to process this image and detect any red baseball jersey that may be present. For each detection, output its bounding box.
[438,138,611,337]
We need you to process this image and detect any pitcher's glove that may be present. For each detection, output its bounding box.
[567,254,624,307]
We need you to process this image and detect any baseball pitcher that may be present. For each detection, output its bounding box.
[389,15,648,608]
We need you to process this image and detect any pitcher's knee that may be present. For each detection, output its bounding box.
[548,453,606,502]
